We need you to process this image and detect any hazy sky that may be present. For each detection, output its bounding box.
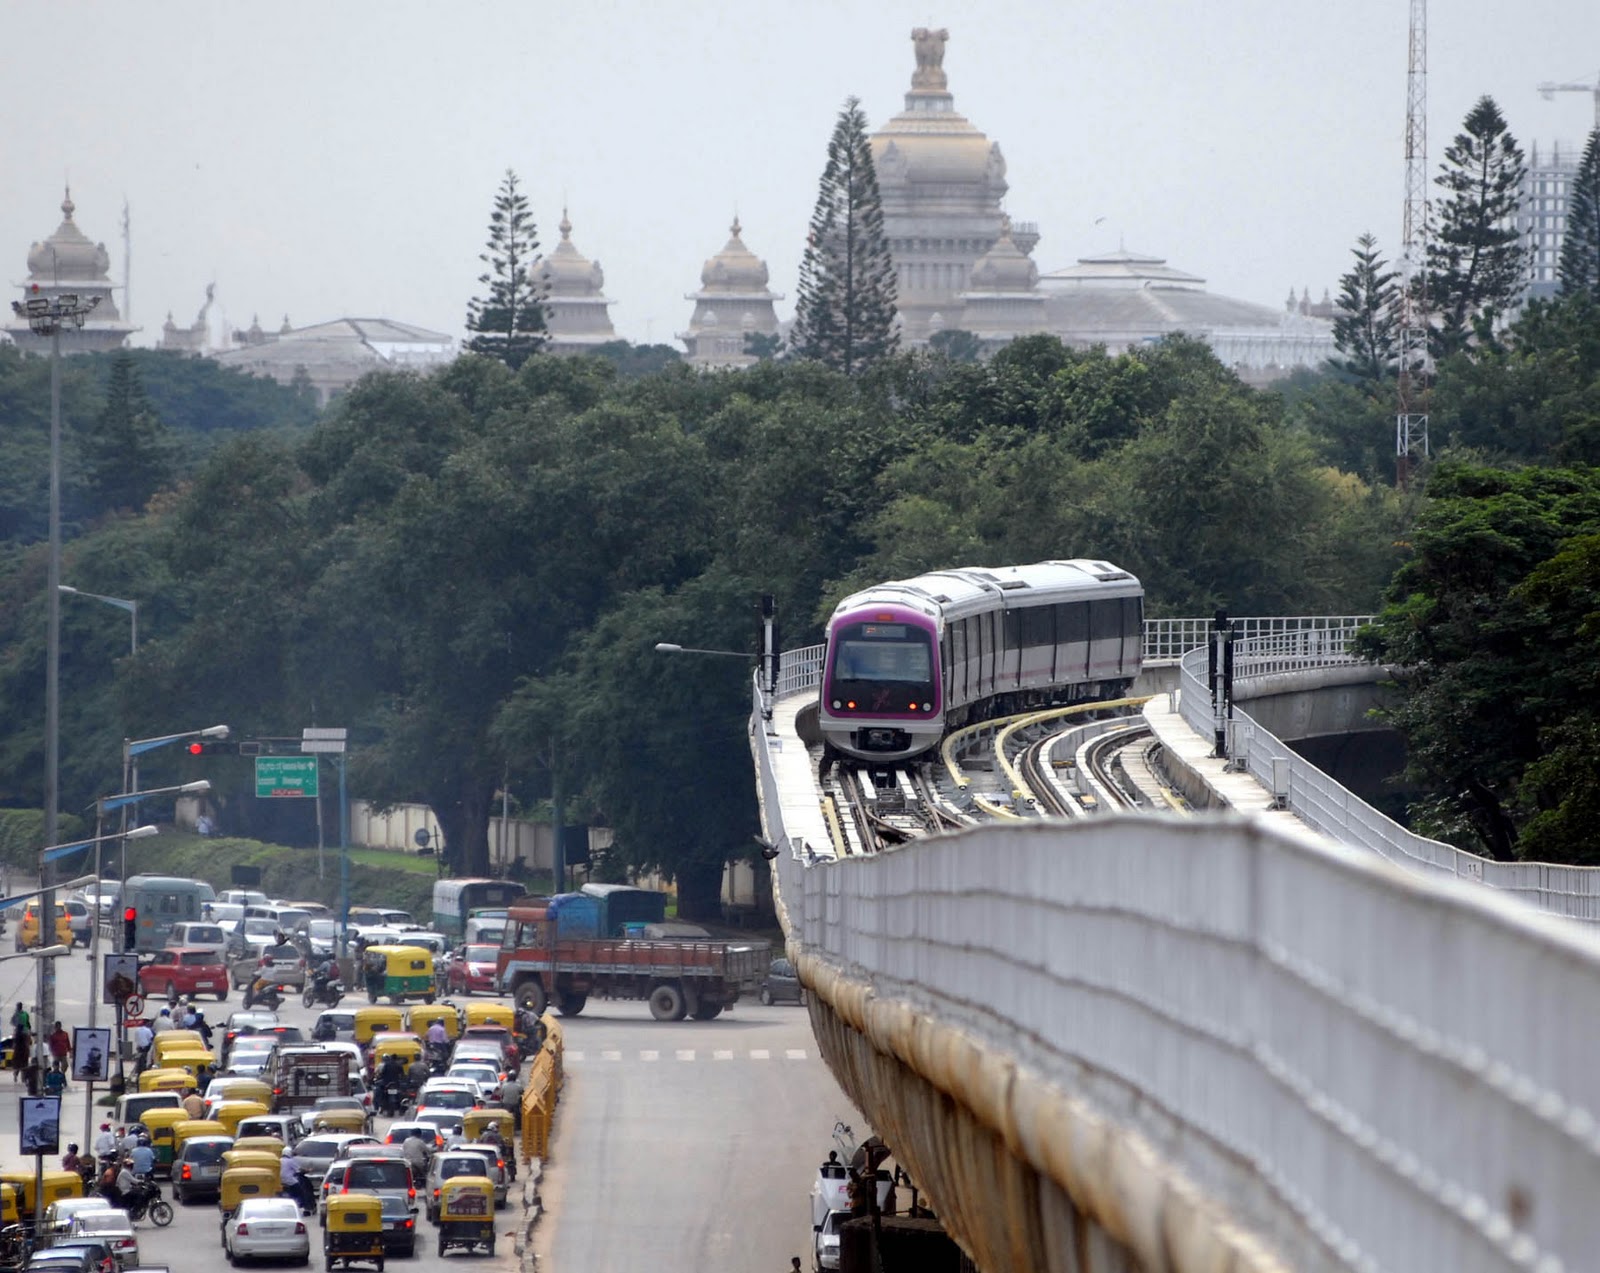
[6,1,1599,350]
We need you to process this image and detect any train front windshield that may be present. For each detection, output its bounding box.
[830,622,937,713]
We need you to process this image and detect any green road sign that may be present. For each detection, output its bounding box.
[255,756,319,798]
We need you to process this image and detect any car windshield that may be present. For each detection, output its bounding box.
[264,944,299,961]
[344,1161,409,1189]
[438,1156,485,1179]
[71,1214,129,1235]
[307,919,338,938]
[463,946,498,961]
[416,1112,462,1134]
[296,1137,343,1158]
[419,1089,475,1110]
[243,918,277,936]
[183,1140,229,1164]
[181,951,220,966]
[238,1198,299,1220]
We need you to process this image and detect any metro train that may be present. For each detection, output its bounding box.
[817,560,1144,764]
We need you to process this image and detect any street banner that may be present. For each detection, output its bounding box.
[72,1027,110,1081]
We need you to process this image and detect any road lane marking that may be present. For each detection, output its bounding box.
[750,1049,770,1060]
[601,1050,622,1061]
[676,1049,695,1061]
[566,1050,585,1062]
[713,1050,733,1060]
[786,1049,808,1060]
[640,1050,660,1061]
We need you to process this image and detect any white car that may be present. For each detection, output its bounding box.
[222,1196,310,1265]
[814,1208,847,1271]
[41,1198,114,1241]
[62,899,92,947]
[445,1062,503,1101]
[65,1210,138,1268]
[224,1037,278,1077]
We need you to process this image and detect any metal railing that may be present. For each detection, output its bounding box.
[1179,639,1600,924]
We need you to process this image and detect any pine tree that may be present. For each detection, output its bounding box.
[80,353,175,514]
[1559,128,1600,302]
[792,97,899,375]
[1425,95,1529,357]
[1330,232,1399,384]
[465,169,547,370]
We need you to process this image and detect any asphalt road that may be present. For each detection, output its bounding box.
[531,998,860,1273]
[0,937,520,1273]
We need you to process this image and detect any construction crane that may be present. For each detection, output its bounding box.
[1538,72,1600,131]
[1395,0,1430,488]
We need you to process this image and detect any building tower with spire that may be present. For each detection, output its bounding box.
[957,215,1048,350]
[4,189,136,353]
[869,29,1027,344]
[538,210,618,355]
[679,217,783,368]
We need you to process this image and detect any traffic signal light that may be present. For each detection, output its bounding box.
[123,907,137,949]
[186,740,239,755]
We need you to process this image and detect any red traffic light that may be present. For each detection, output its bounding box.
[123,907,136,923]
[187,742,204,754]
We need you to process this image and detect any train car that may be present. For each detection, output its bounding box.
[818,560,1143,764]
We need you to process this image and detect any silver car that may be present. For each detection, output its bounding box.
[222,1197,310,1265]
[64,1211,138,1269]
[173,1134,233,1203]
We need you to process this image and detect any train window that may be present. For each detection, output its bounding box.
[1056,604,1088,644]
[1003,610,1022,649]
[1090,602,1122,640]
[1021,605,1052,646]
[950,623,966,701]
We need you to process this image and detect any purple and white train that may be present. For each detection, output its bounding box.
[817,560,1144,764]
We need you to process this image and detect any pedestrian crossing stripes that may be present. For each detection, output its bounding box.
[566,1047,810,1063]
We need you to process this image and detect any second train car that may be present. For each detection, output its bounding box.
[817,560,1143,764]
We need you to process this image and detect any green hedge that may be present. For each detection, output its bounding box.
[0,809,91,871]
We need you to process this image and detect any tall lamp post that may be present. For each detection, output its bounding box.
[12,287,104,1033]
[119,725,229,899]
[59,586,138,658]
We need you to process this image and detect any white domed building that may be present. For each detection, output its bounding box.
[956,216,1049,350]
[538,210,617,356]
[679,218,783,369]
[3,190,135,353]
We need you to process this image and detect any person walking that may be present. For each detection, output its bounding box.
[181,1086,205,1120]
[10,1027,30,1082]
[93,1123,117,1161]
[132,1020,154,1072]
[10,1002,30,1037]
[47,1021,70,1074]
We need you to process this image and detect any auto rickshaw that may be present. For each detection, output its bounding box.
[324,1193,386,1271]
[0,1183,17,1228]
[142,1107,190,1176]
[172,1118,228,1156]
[434,1176,495,1258]
[204,1076,271,1107]
[218,1164,279,1221]
[363,945,435,1005]
[368,1032,423,1079]
[460,1002,515,1033]
[158,1047,216,1080]
[221,1149,282,1175]
[138,1067,192,1094]
[212,1098,271,1137]
[0,1169,82,1221]
[150,1030,205,1066]
[462,1108,517,1180]
[310,1106,367,1134]
[405,1005,459,1040]
[353,1005,406,1047]
[230,1136,287,1159]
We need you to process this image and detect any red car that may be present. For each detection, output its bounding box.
[139,946,230,1002]
[445,945,501,996]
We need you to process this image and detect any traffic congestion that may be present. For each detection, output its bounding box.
[0,878,538,1273]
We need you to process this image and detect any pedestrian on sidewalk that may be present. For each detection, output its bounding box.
[47,1021,69,1073]
[10,1003,30,1036]
[10,1028,30,1082]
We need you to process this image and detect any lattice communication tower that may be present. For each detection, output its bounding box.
[1395,0,1430,488]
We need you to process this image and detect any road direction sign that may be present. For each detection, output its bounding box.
[302,726,347,755]
[255,756,319,798]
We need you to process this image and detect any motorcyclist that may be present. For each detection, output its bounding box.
[130,1133,155,1177]
[114,1159,138,1211]
[404,1055,430,1098]
[425,1019,450,1071]
[312,1014,337,1043]
[60,1143,81,1174]
[280,1151,314,1215]
[400,1132,429,1180]
[246,972,280,1009]
[192,1010,214,1050]
[377,1053,405,1116]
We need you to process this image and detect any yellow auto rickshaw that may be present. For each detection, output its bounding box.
[158,1047,216,1080]
[460,1002,515,1032]
[218,1164,279,1220]
[309,1106,367,1134]
[434,1175,495,1258]
[142,1107,190,1176]
[230,1136,287,1158]
[0,1182,17,1228]
[211,1099,271,1137]
[352,1005,405,1047]
[405,1005,459,1040]
[172,1118,228,1156]
[462,1107,517,1180]
[0,1168,83,1219]
[204,1076,271,1107]
[362,945,435,1005]
[221,1149,282,1174]
[150,1030,205,1066]
[324,1193,385,1271]
[138,1067,192,1094]
[368,1032,423,1079]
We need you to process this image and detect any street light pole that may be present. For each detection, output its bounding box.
[116,725,228,912]
[59,586,138,660]
[12,287,102,1033]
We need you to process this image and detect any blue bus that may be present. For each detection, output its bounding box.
[122,875,211,953]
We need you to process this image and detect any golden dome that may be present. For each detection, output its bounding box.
[699,217,770,293]
[870,33,1007,195]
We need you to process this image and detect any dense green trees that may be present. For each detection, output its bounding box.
[1331,233,1399,385]
[792,97,899,376]
[1560,129,1600,301]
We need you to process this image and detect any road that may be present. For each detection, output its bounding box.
[0,936,519,1273]
[531,998,861,1273]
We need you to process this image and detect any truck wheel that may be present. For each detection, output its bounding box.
[648,983,685,1022]
[515,981,547,1016]
[691,1002,723,1020]
[556,992,586,1017]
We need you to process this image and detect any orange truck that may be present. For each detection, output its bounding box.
[495,904,768,1022]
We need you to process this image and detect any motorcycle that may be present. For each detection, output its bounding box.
[123,1176,174,1227]
[426,1042,451,1076]
[377,1080,405,1118]
[301,975,345,1010]
[243,981,284,1011]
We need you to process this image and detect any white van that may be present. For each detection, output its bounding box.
[218,889,268,908]
[167,921,230,959]
[464,917,505,947]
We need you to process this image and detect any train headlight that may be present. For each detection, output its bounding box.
[846,700,857,710]
[831,700,842,710]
